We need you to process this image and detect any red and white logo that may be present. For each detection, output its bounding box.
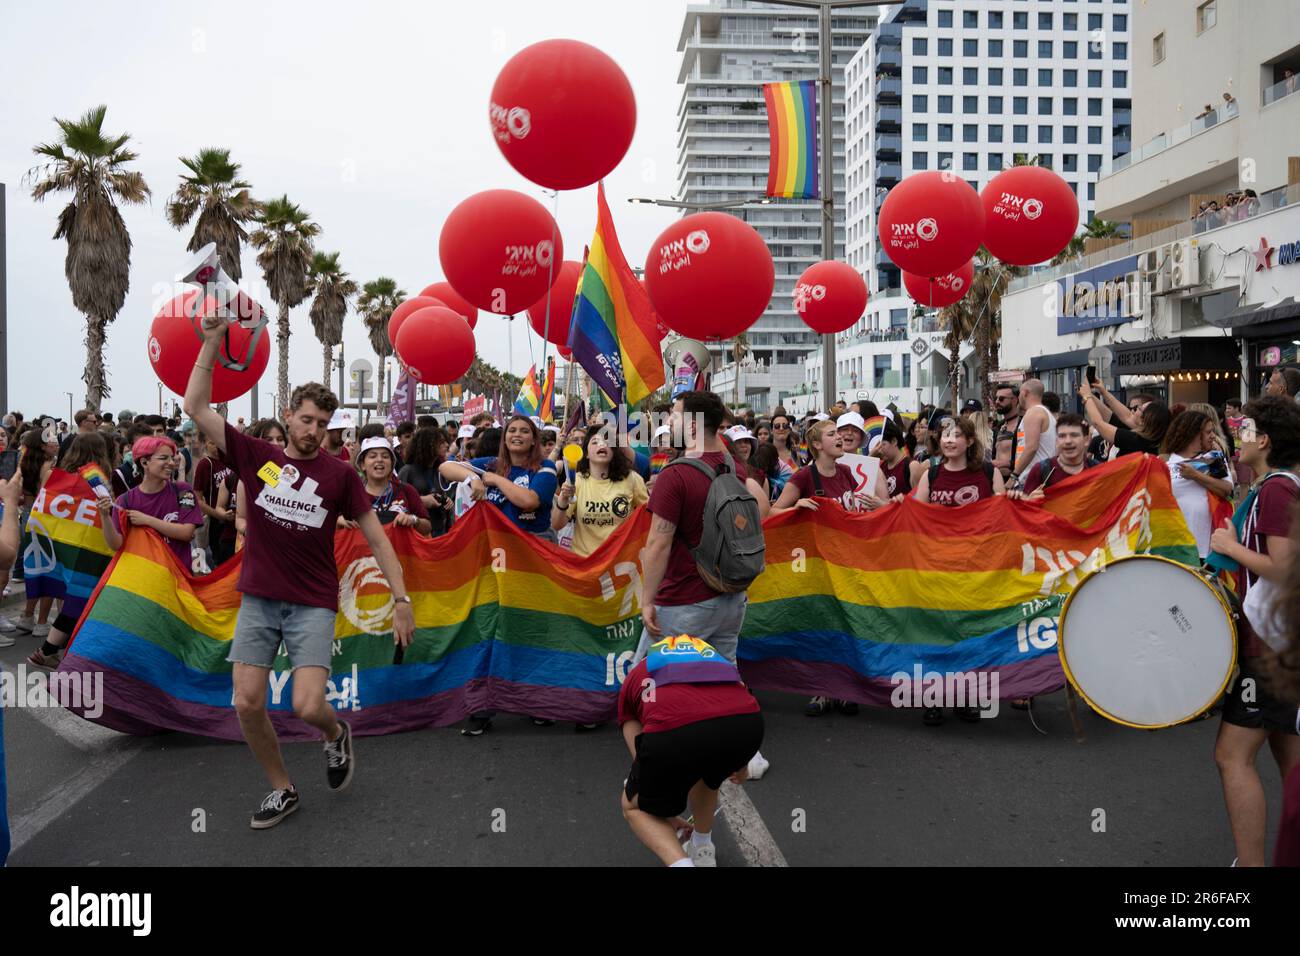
[503,239,554,277]
[686,230,710,254]
[148,337,161,363]
[916,218,939,241]
[489,103,532,143]
[658,231,710,274]
[793,282,827,312]
[1022,198,1044,220]
[939,275,966,293]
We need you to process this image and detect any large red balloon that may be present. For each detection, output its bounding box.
[877,172,984,276]
[527,260,583,347]
[903,259,976,309]
[980,166,1080,266]
[149,291,270,402]
[558,345,573,361]
[394,307,476,385]
[439,190,564,315]
[420,282,479,330]
[490,40,636,190]
[644,212,774,341]
[794,261,869,335]
[389,296,445,350]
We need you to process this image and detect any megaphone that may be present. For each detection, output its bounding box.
[177,243,268,372]
[662,336,712,399]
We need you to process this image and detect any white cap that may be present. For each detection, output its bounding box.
[328,409,354,431]
[724,425,756,443]
[811,413,830,422]
[541,424,561,435]
[355,436,393,465]
[457,425,476,439]
[836,412,866,433]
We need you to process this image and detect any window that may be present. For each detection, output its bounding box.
[989,67,1004,85]
[1038,69,1053,86]
[913,123,928,141]
[1113,70,1128,88]
[1088,126,1102,144]
[963,123,977,142]
[989,125,1004,143]
[1088,13,1102,30]
[1063,154,1078,172]
[963,39,978,57]
[1197,1,1217,34]
[1039,155,1053,170]
[1088,70,1102,88]
[938,95,953,113]
[1063,126,1078,144]
[1063,13,1077,31]
[1038,96,1053,115]
[1039,12,1053,30]
[1153,32,1166,64]
[1113,41,1127,60]
[963,95,978,113]
[938,38,953,56]
[1013,125,1028,143]
[961,152,977,171]
[1088,155,1102,173]
[1013,11,1027,30]
[913,94,928,112]
[963,9,977,29]
[1014,68,1028,86]
[1114,14,1128,32]
[1013,96,1028,115]
[1064,40,1078,58]
[913,66,928,83]
[913,37,928,55]
[963,67,978,85]
[1014,39,1028,58]
[988,152,1004,170]
[1062,69,1078,88]
[989,11,1003,29]
[1089,42,1102,60]
[1063,97,1078,115]
[1039,40,1053,58]
[938,9,952,28]
[989,39,1004,57]
[1088,182,1095,202]
[902,356,910,389]
[938,67,953,84]
[988,95,1004,113]
[938,123,953,142]
[912,153,928,170]
[937,151,953,170]
[1038,126,1053,144]
[1088,97,1103,116]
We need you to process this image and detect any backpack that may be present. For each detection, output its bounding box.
[665,454,766,593]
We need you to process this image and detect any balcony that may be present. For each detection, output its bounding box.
[875,105,901,128]
[875,133,901,156]
[876,46,901,72]
[876,162,901,181]
[1104,103,1236,177]
[875,78,902,100]
[1263,74,1300,108]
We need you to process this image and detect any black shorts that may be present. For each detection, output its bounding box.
[624,712,764,818]
[1222,661,1300,735]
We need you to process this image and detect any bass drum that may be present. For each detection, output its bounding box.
[1058,554,1237,729]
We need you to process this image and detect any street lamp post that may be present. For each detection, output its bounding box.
[65,391,73,424]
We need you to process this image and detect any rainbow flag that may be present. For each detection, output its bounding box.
[650,451,671,477]
[863,415,886,446]
[539,357,556,423]
[23,469,116,615]
[513,364,541,417]
[58,455,1196,739]
[764,80,819,199]
[568,183,664,406]
[78,463,111,500]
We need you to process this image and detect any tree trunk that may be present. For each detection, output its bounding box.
[83,314,109,412]
[324,342,333,389]
[276,302,291,415]
[948,338,961,409]
[375,353,386,416]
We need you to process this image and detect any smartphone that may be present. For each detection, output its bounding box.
[1086,365,1098,385]
[0,451,15,481]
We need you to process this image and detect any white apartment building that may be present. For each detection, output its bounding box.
[806,0,1134,413]
[676,0,878,408]
[1000,0,1300,409]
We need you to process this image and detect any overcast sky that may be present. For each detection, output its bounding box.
[0,0,686,421]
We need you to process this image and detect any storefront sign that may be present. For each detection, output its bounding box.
[1057,256,1142,335]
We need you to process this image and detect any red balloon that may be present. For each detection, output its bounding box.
[394,307,476,385]
[644,212,774,341]
[903,259,976,309]
[389,296,445,350]
[490,40,636,190]
[419,282,479,330]
[558,345,573,361]
[149,291,270,402]
[438,190,564,315]
[794,261,869,335]
[527,260,583,347]
[877,172,984,276]
[980,166,1080,266]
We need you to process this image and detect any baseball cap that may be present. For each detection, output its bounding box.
[457,425,476,439]
[724,425,756,444]
[928,408,953,431]
[328,409,354,431]
[961,399,983,414]
[836,412,866,433]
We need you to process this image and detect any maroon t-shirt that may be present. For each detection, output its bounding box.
[928,463,994,507]
[789,462,858,510]
[648,451,730,607]
[1242,473,1300,657]
[114,482,204,566]
[366,479,430,525]
[223,421,370,610]
[192,455,232,508]
[1022,456,1098,494]
[881,457,911,497]
[617,659,760,734]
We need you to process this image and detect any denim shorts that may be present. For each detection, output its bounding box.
[228,594,337,671]
[632,592,749,665]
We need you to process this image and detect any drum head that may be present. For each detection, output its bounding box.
[1059,555,1236,728]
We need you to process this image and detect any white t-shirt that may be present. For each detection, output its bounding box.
[1015,406,1056,474]
[1167,453,1211,558]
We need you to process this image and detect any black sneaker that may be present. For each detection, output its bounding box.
[530,717,556,727]
[836,699,860,716]
[922,707,945,726]
[462,715,492,736]
[250,787,299,829]
[574,722,603,733]
[956,706,981,723]
[324,720,354,791]
[805,695,832,716]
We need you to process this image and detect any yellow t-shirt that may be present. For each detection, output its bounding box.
[566,472,649,557]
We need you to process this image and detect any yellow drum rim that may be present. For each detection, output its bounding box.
[1057,553,1238,730]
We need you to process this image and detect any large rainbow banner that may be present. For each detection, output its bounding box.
[764,80,818,199]
[61,455,1196,739]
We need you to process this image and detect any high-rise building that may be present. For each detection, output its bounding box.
[806,0,1134,412]
[676,0,880,403]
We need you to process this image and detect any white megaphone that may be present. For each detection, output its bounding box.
[177,243,268,372]
[662,336,712,399]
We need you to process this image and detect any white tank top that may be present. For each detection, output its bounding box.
[1015,406,1056,472]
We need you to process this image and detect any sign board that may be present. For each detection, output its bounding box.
[463,395,486,418]
[348,359,374,399]
[839,453,882,501]
[1056,255,1142,335]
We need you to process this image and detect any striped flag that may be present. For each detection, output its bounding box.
[764,80,819,199]
[568,183,664,407]
[513,364,542,417]
[539,357,556,423]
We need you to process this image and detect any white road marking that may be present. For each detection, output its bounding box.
[19,682,126,752]
[719,781,789,867]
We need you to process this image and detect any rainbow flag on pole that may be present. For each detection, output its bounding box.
[568,183,664,407]
[539,357,556,423]
[764,80,819,199]
[23,469,116,616]
[513,364,542,417]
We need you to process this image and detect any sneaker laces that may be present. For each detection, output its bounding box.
[260,789,291,812]
[324,728,347,769]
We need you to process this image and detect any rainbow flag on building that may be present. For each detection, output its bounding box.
[568,183,664,407]
[513,364,542,417]
[539,357,556,423]
[59,455,1196,739]
[764,80,819,199]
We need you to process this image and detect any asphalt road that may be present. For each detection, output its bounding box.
[1,629,1287,867]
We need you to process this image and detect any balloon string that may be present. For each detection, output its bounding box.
[539,189,560,381]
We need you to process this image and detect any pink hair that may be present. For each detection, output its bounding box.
[131,436,177,462]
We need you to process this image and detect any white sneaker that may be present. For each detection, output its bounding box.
[684,840,717,867]
[9,615,35,633]
[0,634,14,648]
[30,623,50,639]
[746,750,770,781]
[0,617,16,633]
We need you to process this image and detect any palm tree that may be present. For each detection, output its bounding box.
[26,105,150,410]
[939,249,1025,410]
[731,332,751,407]
[306,252,358,386]
[165,148,261,281]
[249,196,320,410]
[358,277,405,412]
[1050,217,1124,266]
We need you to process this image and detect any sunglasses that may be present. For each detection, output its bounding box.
[773,422,791,430]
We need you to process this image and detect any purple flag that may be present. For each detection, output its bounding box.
[385,369,416,428]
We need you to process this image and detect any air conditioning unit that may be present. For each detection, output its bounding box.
[1138,248,1168,295]
[1167,238,1201,291]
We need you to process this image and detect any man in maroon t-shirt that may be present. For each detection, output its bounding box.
[184,315,414,831]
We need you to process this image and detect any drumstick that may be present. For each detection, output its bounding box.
[1064,684,1086,743]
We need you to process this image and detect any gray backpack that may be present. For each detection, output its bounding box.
[667,454,766,593]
